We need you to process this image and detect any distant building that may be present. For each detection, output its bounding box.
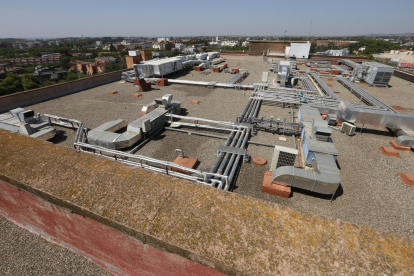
[124,42,153,50]
[375,49,414,67]
[95,57,117,62]
[157,38,170,42]
[32,65,67,82]
[40,50,56,56]
[209,36,221,47]
[184,47,197,54]
[69,59,113,75]
[96,41,102,46]
[315,40,357,46]
[242,41,249,47]
[315,48,349,57]
[174,43,186,51]
[152,43,165,50]
[115,44,126,51]
[0,55,62,66]
[220,40,240,47]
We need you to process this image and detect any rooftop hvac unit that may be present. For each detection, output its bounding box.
[360,62,395,87]
[341,122,356,136]
[326,114,337,125]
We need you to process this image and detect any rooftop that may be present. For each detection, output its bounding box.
[24,57,414,239]
[1,55,414,274]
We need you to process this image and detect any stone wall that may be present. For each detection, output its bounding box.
[0,69,127,113]
[249,40,289,55]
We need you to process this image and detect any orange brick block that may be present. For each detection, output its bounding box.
[331,69,340,75]
[262,171,291,198]
[194,66,202,71]
[398,173,414,186]
[191,100,201,105]
[327,78,334,81]
[389,141,411,151]
[294,86,302,89]
[172,156,198,174]
[132,93,142,97]
[134,78,146,85]
[108,91,118,95]
[297,62,302,65]
[321,114,327,120]
[327,84,334,87]
[320,71,330,75]
[391,105,405,111]
[232,68,239,74]
[213,67,220,73]
[157,78,168,86]
[379,147,400,158]
[139,83,151,91]
[138,113,146,117]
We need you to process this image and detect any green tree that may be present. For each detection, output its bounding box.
[165,42,172,51]
[42,80,56,86]
[21,75,41,90]
[23,66,36,73]
[103,59,126,73]
[0,74,23,96]
[66,72,79,81]
[310,42,317,53]
[110,44,116,52]
[61,56,73,70]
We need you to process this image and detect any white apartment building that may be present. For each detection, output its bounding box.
[157,37,170,42]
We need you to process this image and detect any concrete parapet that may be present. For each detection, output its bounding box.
[0,129,413,275]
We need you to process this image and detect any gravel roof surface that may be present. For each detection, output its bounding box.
[25,57,414,239]
[0,216,113,276]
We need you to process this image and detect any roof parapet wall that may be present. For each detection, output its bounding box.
[0,129,413,275]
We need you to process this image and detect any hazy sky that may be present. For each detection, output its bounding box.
[1,0,412,38]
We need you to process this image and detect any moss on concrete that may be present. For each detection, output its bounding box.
[0,129,413,275]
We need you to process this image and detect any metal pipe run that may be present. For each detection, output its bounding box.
[143,78,314,93]
[208,131,237,184]
[165,127,228,140]
[226,128,250,190]
[166,127,275,147]
[128,127,165,154]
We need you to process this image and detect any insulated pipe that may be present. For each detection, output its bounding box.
[246,99,259,118]
[251,99,262,118]
[244,99,257,119]
[226,129,251,190]
[144,78,314,93]
[75,142,204,175]
[208,131,236,182]
[238,98,253,122]
[165,127,275,147]
[167,121,243,133]
[215,131,243,178]
[245,99,256,118]
[219,129,246,189]
[165,127,228,140]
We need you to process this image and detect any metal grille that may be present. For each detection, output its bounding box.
[276,151,297,169]
[270,145,298,171]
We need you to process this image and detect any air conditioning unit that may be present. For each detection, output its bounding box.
[326,114,337,126]
[341,122,356,136]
